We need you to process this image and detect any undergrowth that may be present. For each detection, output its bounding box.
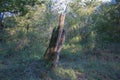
[0,28,120,80]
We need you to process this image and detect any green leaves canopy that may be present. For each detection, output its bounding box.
[0,0,41,15]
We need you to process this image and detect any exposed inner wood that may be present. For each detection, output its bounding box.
[44,14,66,68]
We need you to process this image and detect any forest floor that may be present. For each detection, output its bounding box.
[0,42,120,80]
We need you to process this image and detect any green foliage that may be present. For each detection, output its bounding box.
[92,3,120,42]
[0,0,42,15]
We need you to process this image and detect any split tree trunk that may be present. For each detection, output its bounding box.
[44,13,66,68]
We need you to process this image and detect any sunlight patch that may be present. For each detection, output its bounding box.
[55,67,77,80]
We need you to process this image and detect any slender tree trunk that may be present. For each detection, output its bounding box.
[44,13,66,68]
[0,21,4,42]
[0,12,4,42]
[0,22,3,31]
[0,12,4,32]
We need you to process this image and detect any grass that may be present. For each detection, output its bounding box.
[0,30,120,80]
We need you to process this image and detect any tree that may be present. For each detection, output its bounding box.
[44,13,66,68]
[43,0,71,68]
[92,3,120,42]
[0,0,43,41]
[0,0,42,27]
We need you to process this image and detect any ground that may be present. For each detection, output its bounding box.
[0,42,120,80]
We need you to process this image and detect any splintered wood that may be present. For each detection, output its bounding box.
[44,14,66,68]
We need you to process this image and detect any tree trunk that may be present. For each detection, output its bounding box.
[44,13,66,68]
[0,12,4,42]
[0,12,4,30]
[0,22,4,42]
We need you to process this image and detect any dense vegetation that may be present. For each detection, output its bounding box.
[0,0,120,80]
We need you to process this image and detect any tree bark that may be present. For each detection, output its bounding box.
[44,14,66,68]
